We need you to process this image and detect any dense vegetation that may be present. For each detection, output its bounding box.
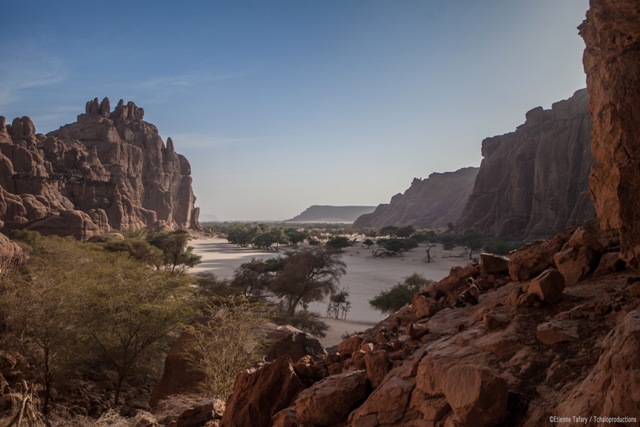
[369,273,433,314]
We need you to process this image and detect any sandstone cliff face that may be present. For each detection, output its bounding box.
[580,0,640,268]
[354,167,479,228]
[0,98,200,239]
[456,89,595,240]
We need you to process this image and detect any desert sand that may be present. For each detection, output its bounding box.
[189,237,469,347]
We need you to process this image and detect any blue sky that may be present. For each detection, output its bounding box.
[1,0,589,221]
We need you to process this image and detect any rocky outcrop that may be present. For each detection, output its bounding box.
[221,220,640,427]
[287,206,376,224]
[456,89,595,240]
[579,0,640,268]
[0,232,24,275]
[0,97,200,238]
[354,167,478,228]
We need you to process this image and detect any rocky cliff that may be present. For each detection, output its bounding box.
[354,167,479,228]
[456,89,595,240]
[287,206,376,223]
[579,0,640,269]
[0,98,200,239]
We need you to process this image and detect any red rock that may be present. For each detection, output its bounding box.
[363,350,390,389]
[580,0,640,268]
[271,407,297,427]
[348,375,414,426]
[527,268,565,304]
[412,294,440,319]
[1,98,201,237]
[339,335,366,356]
[479,253,510,275]
[442,365,508,427]
[593,252,625,277]
[294,370,368,426]
[220,357,305,427]
[536,320,580,345]
[508,230,573,282]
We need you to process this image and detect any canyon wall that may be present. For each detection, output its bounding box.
[580,0,640,268]
[0,98,200,239]
[354,167,478,228]
[456,89,595,240]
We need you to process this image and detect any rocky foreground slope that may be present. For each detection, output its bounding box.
[354,168,478,229]
[219,221,639,427]
[0,98,200,239]
[457,89,595,240]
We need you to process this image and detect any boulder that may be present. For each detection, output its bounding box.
[479,253,510,275]
[508,229,573,282]
[412,294,440,319]
[363,350,391,389]
[294,370,368,426]
[347,375,415,426]
[442,365,508,427]
[265,325,326,362]
[0,233,25,275]
[527,269,565,304]
[536,321,580,345]
[220,357,304,427]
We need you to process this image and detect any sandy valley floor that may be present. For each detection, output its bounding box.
[189,237,470,347]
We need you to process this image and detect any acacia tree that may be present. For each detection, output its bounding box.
[270,248,346,316]
[0,237,90,417]
[80,253,196,405]
[147,230,201,273]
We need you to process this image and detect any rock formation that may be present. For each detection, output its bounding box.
[354,167,479,228]
[286,206,376,224]
[456,89,595,240]
[579,0,640,268]
[0,97,200,239]
[218,219,640,426]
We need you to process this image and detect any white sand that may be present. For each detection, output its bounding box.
[189,237,469,347]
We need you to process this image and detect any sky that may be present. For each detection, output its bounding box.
[1,0,589,221]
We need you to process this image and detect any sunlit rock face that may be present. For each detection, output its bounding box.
[580,0,640,268]
[456,89,595,240]
[0,97,200,239]
[354,167,479,228]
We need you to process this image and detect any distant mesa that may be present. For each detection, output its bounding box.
[354,167,479,228]
[0,97,201,240]
[286,205,376,223]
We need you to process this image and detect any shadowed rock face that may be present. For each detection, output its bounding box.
[456,89,595,240]
[0,97,200,239]
[580,0,640,268]
[354,167,479,228]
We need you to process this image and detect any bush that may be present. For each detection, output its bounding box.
[369,273,433,314]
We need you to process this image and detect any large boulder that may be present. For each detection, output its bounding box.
[294,370,368,426]
[442,365,508,427]
[0,233,24,275]
[527,269,565,304]
[220,357,304,427]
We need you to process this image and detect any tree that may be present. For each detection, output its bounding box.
[459,229,484,260]
[285,228,308,247]
[375,238,418,256]
[326,236,352,251]
[369,274,433,314]
[147,230,201,273]
[396,225,416,238]
[424,243,437,263]
[231,258,284,297]
[379,225,399,237]
[226,224,259,247]
[269,248,346,316]
[362,239,375,249]
[326,289,351,320]
[80,254,196,405]
[0,237,90,417]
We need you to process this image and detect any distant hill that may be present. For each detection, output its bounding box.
[354,167,479,228]
[286,206,376,223]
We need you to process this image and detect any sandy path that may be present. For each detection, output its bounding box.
[189,237,469,347]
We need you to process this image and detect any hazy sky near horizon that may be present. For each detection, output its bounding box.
[1,0,589,221]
